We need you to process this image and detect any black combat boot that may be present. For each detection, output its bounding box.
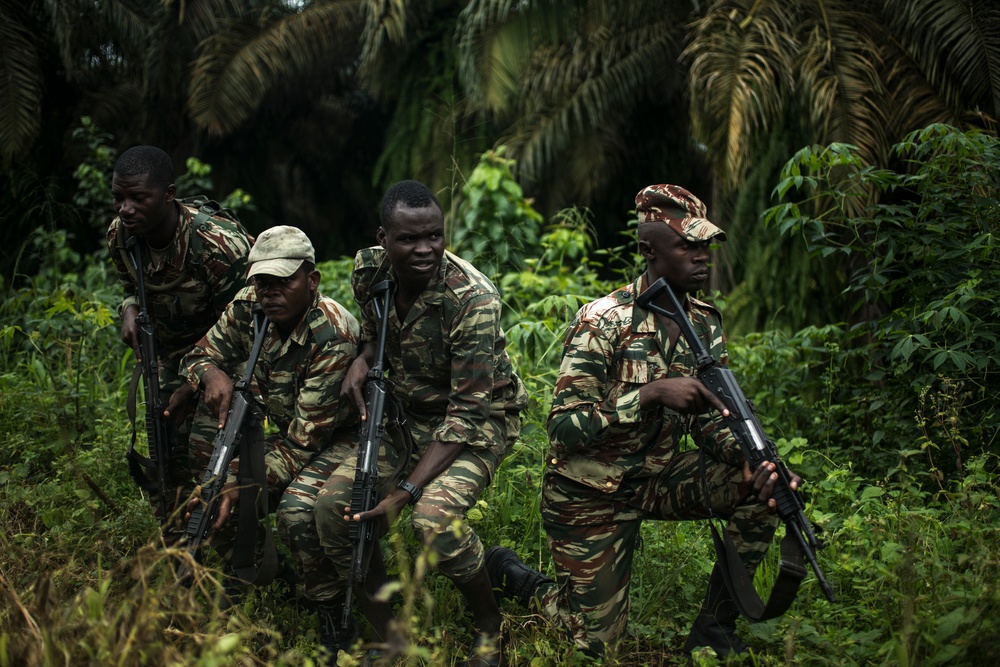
[684,564,748,658]
[316,599,356,665]
[484,546,553,609]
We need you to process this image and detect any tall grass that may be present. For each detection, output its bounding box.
[3,127,1000,665]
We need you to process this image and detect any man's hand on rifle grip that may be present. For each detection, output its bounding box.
[201,367,234,428]
[343,489,409,535]
[184,481,238,531]
[742,461,803,513]
[638,377,731,417]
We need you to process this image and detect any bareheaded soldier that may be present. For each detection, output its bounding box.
[108,145,252,534]
[314,180,528,667]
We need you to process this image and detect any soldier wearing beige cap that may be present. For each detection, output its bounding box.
[487,185,800,660]
[171,226,366,658]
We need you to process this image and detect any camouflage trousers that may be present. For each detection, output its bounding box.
[538,449,779,657]
[272,431,356,601]
[177,378,355,599]
[313,409,516,599]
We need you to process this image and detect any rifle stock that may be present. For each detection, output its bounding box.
[124,236,174,519]
[636,277,835,604]
[185,305,270,560]
[343,279,394,628]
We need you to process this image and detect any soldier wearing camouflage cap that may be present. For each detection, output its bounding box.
[171,225,363,650]
[487,184,799,659]
[107,145,253,536]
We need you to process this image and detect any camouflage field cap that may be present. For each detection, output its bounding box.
[635,184,727,242]
[247,225,316,278]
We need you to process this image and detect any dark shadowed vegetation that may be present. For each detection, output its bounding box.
[2,124,999,665]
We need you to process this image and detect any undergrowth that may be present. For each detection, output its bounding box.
[2,125,999,665]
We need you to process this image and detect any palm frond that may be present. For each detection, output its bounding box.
[880,39,959,139]
[187,1,363,135]
[507,20,681,185]
[457,0,577,115]
[359,0,409,65]
[884,0,1000,122]
[796,1,890,167]
[0,11,42,164]
[685,0,797,192]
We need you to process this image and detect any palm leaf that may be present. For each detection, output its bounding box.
[685,0,797,192]
[794,0,889,168]
[187,1,363,135]
[507,20,683,185]
[0,7,42,164]
[885,0,1000,122]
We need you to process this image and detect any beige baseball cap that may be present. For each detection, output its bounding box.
[247,225,316,278]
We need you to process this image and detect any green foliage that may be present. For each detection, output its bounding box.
[765,124,1000,477]
[71,117,117,233]
[4,125,1000,666]
[450,147,544,280]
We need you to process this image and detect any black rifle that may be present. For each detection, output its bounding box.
[184,305,277,585]
[124,236,177,520]
[343,279,395,628]
[636,277,835,616]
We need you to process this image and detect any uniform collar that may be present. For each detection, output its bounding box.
[144,203,191,273]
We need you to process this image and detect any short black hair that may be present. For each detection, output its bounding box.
[380,180,442,228]
[113,146,174,191]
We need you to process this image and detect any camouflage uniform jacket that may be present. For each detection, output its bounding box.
[351,246,527,459]
[181,287,361,487]
[546,276,743,502]
[106,202,253,367]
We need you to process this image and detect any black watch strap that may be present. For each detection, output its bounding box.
[397,480,423,505]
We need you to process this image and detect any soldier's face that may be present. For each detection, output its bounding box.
[252,267,319,332]
[639,223,712,295]
[111,172,175,237]
[378,203,446,288]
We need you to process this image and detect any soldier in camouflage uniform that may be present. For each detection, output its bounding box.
[107,145,253,531]
[170,226,361,653]
[313,180,527,667]
[487,185,800,659]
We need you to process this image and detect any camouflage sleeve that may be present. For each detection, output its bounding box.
[264,330,359,488]
[106,219,139,313]
[432,292,503,447]
[546,312,639,454]
[180,296,252,390]
[200,227,252,314]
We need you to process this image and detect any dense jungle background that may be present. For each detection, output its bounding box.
[2,0,999,665]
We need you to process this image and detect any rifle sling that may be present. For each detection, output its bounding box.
[124,362,160,491]
[709,520,807,622]
[698,444,806,622]
[230,415,278,587]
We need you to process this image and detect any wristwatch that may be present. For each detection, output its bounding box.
[397,480,423,505]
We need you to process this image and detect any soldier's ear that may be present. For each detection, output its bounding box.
[164,183,176,203]
[307,270,320,292]
[638,238,654,260]
[376,226,387,248]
